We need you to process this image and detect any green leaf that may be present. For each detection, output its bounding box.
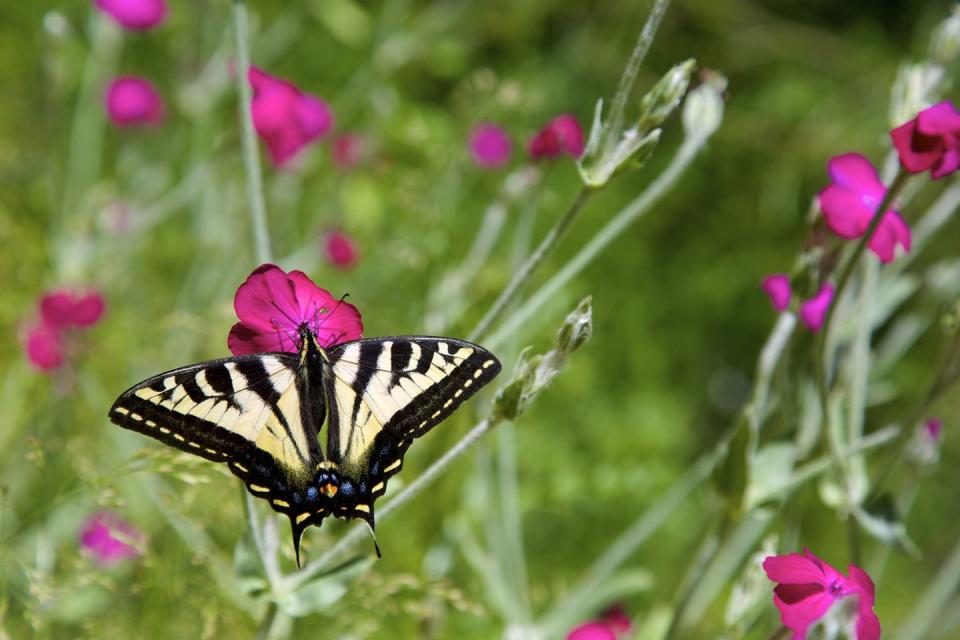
[713,416,751,514]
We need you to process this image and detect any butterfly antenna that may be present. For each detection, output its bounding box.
[313,294,350,334]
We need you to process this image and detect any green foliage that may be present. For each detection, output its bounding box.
[1,1,959,639]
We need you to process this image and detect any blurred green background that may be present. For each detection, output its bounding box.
[1,0,958,637]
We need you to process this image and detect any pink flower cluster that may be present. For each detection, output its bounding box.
[469,114,585,169]
[762,101,960,332]
[764,549,880,640]
[95,0,166,31]
[23,289,105,372]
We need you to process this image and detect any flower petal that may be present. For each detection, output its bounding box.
[470,123,512,168]
[933,146,960,179]
[867,210,911,263]
[25,323,64,372]
[567,621,618,640]
[772,591,836,640]
[826,153,884,200]
[40,291,78,329]
[95,0,167,31]
[764,553,830,586]
[916,101,960,135]
[287,270,363,347]
[818,185,871,239]
[761,274,792,312]
[799,285,834,333]
[232,264,303,333]
[891,119,942,173]
[73,292,106,327]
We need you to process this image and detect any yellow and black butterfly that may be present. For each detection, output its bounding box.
[108,323,501,565]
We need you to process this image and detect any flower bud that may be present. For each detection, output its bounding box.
[931,6,960,66]
[682,72,726,140]
[556,296,593,354]
[889,63,944,128]
[638,59,696,131]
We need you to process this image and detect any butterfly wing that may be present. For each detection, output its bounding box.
[322,337,501,518]
[108,353,322,494]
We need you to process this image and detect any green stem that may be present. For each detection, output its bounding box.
[814,168,908,564]
[232,0,272,264]
[487,133,709,349]
[601,0,672,153]
[469,188,593,342]
[255,601,279,640]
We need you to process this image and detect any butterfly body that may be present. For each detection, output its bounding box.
[109,325,500,564]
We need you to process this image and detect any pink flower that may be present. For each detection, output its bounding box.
[80,511,143,565]
[763,549,880,640]
[469,123,512,168]
[891,101,960,179]
[926,417,943,441]
[248,67,333,167]
[331,133,365,171]
[799,284,834,332]
[228,264,363,356]
[94,0,167,30]
[761,274,792,312]
[529,114,585,160]
[567,605,632,640]
[25,323,65,372]
[323,230,359,270]
[817,153,911,263]
[105,77,165,127]
[23,288,105,373]
[40,289,106,329]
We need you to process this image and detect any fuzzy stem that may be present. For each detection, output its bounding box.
[232,0,272,264]
[469,189,593,342]
[488,133,708,349]
[814,168,908,564]
[601,0,672,153]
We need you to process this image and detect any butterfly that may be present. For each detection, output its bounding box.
[108,323,501,566]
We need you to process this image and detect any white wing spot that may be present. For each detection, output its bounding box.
[145,419,156,427]
[173,433,186,442]
[483,360,496,368]
[188,441,201,449]
[130,413,142,421]
[296,513,311,524]
[248,484,270,493]
[473,369,483,379]
[464,379,473,388]
[159,427,171,434]
[454,389,463,398]
[384,460,401,473]
[431,410,441,419]
[443,399,453,409]
[113,407,129,416]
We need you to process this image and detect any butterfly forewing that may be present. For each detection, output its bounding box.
[108,353,317,479]
[323,337,501,474]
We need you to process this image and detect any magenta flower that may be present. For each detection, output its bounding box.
[567,605,632,640]
[469,123,512,168]
[228,264,363,356]
[529,114,585,160]
[105,77,165,128]
[94,0,167,30]
[40,289,106,329]
[323,230,359,270]
[25,323,65,372]
[79,511,144,566]
[763,549,880,640]
[799,284,834,333]
[248,67,333,168]
[926,417,943,441]
[761,274,792,312]
[22,288,105,373]
[891,101,960,179]
[331,133,365,171]
[817,153,911,263]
